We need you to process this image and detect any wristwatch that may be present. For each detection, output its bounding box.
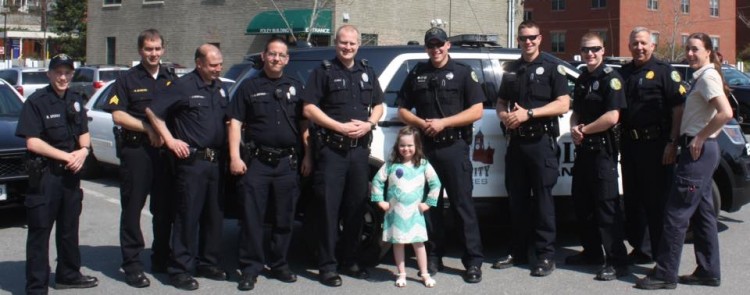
[369,121,377,130]
[527,108,534,119]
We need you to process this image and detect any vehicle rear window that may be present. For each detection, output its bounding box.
[22,72,50,84]
[0,70,18,85]
[73,69,94,82]
[99,70,127,81]
[0,85,22,116]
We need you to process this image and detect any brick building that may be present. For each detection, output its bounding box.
[523,0,736,63]
[86,0,522,71]
[738,1,750,62]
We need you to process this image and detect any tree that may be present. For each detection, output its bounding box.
[642,0,691,62]
[48,0,86,62]
[269,0,332,45]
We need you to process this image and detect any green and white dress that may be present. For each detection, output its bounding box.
[371,159,441,244]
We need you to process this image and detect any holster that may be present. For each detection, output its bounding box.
[24,155,46,191]
[113,126,123,158]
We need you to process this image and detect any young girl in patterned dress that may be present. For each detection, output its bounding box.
[371,126,441,288]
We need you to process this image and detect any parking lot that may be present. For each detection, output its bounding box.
[1,170,750,294]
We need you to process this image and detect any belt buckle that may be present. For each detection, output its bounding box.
[630,129,639,140]
[350,138,358,148]
[205,148,216,162]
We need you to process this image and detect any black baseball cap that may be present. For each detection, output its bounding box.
[424,27,448,44]
[49,54,75,70]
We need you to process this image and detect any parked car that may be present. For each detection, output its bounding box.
[229,37,750,262]
[0,67,49,100]
[223,61,256,81]
[70,65,129,102]
[0,78,29,209]
[83,77,236,171]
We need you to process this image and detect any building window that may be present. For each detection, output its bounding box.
[106,37,116,65]
[651,32,659,46]
[647,0,658,10]
[524,10,533,21]
[361,33,378,46]
[552,0,565,11]
[681,0,689,13]
[551,32,565,53]
[143,0,164,4]
[681,34,689,45]
[103,0,122,5]
[709,0,719,17]
[710,36,719,52]
[592,0,606,9]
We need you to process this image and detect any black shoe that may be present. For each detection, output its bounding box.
[55,275,99,289]
[595,265,630,281]
[565,252,605,265]
[319,271,342,287]
[125,271,150,288]
[628,250,653,265]
[271,268,298,283]
[530,259,555,277]
[196,266,227,281]
[463,265,482,283]
[339,264,369,279]
[171,273,199,291]
[492,254,527,269]
[635,276,677,290]
[237,273,257,291]
[427,257,444,276]
[678,274,720,286]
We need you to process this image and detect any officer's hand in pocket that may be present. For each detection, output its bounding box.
[229,157,247,175]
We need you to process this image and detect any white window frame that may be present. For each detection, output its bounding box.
[103,0,122,7]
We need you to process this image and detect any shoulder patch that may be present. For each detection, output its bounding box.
[470,71,479,82]
[670,71,681,83]
[609,78,622,91]
[109,95,119,105]
[557,64,566,75]
[603,66,613,74]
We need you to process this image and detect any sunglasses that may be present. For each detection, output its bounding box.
[425,42,446,49]
[518,35,539,42]
[580,46,603,53]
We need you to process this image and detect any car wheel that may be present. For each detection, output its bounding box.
[357,201,387,267]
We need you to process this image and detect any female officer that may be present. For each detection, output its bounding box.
[15,54,98,294]
[635,33,732,290]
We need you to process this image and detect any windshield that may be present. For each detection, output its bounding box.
[723,67,750,87]
[22,72,50,84]
[0,85,23,116]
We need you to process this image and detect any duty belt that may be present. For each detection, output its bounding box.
[510,121,555,139]
[251,145,296,167]
[191,147,220,162]
[121,130,148,145]
[319,129,370,151]
[624,125,661,141]
[427,128,468,144]
[579,135,609,153]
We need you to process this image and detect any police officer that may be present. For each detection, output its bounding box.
[619,27,685,264]
[567,33,629,281]
[301,24,384,287]
[228,37,312,291]
[397,27,484,284]
[493,21,570,277]
[146,44,228,291]
[16,54,99,294]
[102,29,177,288]
[636,32,730,290]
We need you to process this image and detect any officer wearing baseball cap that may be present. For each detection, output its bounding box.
[398,27,485,283]
[16,53,99,294]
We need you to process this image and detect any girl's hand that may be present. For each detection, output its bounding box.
[418,203,430,213]
[377,201,390,211]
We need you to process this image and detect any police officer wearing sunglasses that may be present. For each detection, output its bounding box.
[16,54,99,294]
[494,21,570,277]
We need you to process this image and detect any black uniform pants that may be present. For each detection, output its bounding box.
[571,149,627,266]
[238,157,299,276]
[25,167,83,295]
[505,134,558,260]
[654,139,720,282]
[313,145,369,272]
[168,157,224,275]
[119,144,174,273]
[621,138,672,258]
[423,140,484,268]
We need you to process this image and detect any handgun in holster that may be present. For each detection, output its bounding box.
[24,154,47,191]
[113,126,124,158]
[240,140,257,164]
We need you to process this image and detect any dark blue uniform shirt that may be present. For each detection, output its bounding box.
[227,71,304,148]
[619,57,685,129]
[301,58,383,123]
[102,63,176,121]
[573,65,627,125]
[498,54,569,120]
[16,86,88,152]
[397,58,485,119]
[149,71,228,149]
